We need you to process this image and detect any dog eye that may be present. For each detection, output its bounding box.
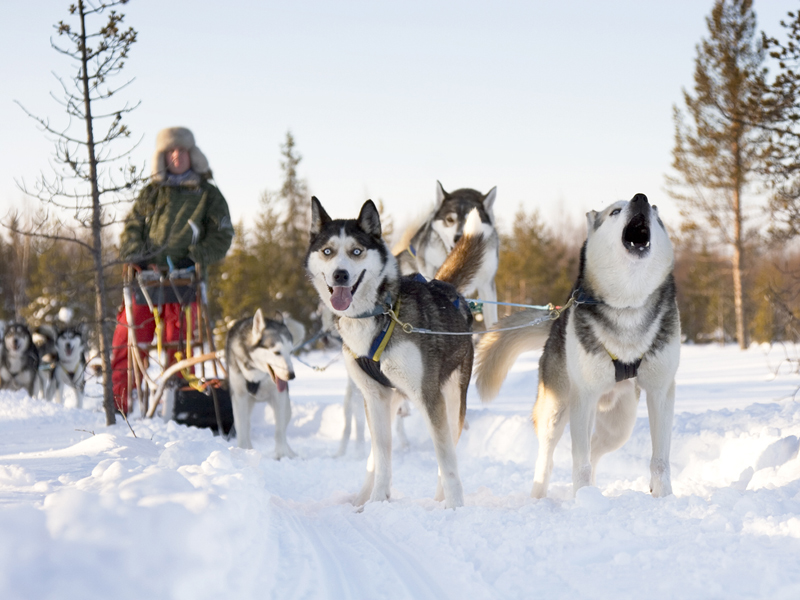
[322,248,332,256]
[611,208,621,216]
[352,248,362,256]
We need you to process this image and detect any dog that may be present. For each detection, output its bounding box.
[475,193,680,499]
[50,325,88,407]
[32,324,58,400]
[226,308,297,457]
[306,197,486,508]
[0,322,40,397]
[395,181,500,328]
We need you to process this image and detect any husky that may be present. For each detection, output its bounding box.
[475,193,680,499]
[395,181,500,328]
[0,322,40,397]
[306,197,486,508]
[50,325,88,407]
[226,309,297,457]
[32,324,58,400]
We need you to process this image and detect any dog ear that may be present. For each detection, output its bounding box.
[435,180,447,208]
[274,311,284,324]
[483,186,497,222]
[585,210,599,235]
[357,200,382,238]
[252,308,266,339]
[310,196,332,237]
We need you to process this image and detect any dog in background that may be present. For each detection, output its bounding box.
[51,325,88,407]
[0,322,40,397]
[395,181,499,328]
[226,309,297,457]
[475,193,680,499]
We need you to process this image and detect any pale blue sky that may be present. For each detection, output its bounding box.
[1,1,795,236]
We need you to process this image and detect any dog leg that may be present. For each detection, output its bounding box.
[434,368,467,503]
[531,382,568,498]
[273,390,297,460]
[354,387,366,459]
[232,393,254,450]
[393,393,410,451]
[362,387,394,503]
[336,378,357,457]
[590,381,639,484]
[478,281,498,329]
[355,448,375,506]
[569,390,598,495]
[646,380,675,497]
[422,387,464,509]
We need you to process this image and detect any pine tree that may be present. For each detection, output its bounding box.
[666,0,770,349]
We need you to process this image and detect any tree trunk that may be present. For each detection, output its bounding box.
[732,137,747,350]
[79,1,116,425]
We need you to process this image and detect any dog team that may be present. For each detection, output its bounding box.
[232,183,680,508]
[0,125,680,508]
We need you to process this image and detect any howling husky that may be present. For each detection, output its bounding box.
[475,194,680,498]
[396,181,500,327]
[226,309,297,457]
[306,197,486,508]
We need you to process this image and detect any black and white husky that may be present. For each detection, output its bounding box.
[226,309,297,457]
[0,322,40,397]
[396,181,500,327]
[475,194,680,498]
[306,197,485,508]
[50,325,87,407]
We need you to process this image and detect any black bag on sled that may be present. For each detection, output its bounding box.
[172,383,234,436]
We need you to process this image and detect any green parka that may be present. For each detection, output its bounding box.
[120,177,234,270]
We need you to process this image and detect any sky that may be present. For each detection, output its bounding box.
[1,0,797,236]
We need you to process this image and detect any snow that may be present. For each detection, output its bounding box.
[1,344,800,599]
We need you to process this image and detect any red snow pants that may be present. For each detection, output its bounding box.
[111,296,197,414]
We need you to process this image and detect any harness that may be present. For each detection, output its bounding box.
[351,297,400,388]
[573,287,643,383]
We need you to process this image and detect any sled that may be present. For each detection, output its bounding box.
[120,263,231,435]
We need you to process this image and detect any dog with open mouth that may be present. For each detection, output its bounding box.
[475,193,680,499]
[225,309,297,456]
[306,197,486,508]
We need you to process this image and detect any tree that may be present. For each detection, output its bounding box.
[761,9,800,239]
[14,0,140,425]
[666,0,771,349]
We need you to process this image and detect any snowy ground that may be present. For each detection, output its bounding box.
[1,343,799,599]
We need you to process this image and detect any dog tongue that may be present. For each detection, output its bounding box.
[330,286,353,311]
[276,378,288,393]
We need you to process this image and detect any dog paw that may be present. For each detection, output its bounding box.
[650,459,672,497]
[274,446,297,460]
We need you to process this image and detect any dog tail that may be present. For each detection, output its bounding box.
[474,310,550,402]
[434,209,486,294]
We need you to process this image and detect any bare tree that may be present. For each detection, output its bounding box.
[13,0,141,425]
[666,0,771,350]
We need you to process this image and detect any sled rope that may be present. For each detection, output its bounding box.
[384,291,592,336]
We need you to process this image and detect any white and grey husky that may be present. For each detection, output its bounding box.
[50,325,88,407]
[395,181,500,327]
[226,309,297,457]
[306,197,486,508]
[0,322,40,397]
[475,193,680,498]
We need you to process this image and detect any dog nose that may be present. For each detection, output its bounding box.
[453,233,462,244]
[631,193,649,206]
[288,371,296,381]
[332,269,350,285]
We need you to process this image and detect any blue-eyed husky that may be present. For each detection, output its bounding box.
[475,194,680,498]
[306,198,485,508]
[226,309,297,457]
[50,325,87,407]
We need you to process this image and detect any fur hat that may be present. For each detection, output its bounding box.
[151,126,211,181]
